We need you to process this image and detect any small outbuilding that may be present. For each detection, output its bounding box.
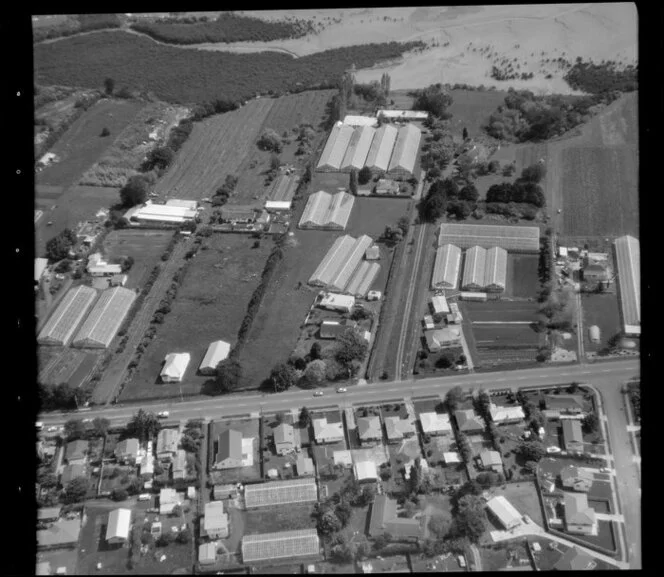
[199,340,231,375]
[486,496,521,530]
[106,508,131,544]
[160,352,191,383]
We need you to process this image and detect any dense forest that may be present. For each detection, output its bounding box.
[32,14,121,43]
[564,58,637,94]
[130,12,315,44]
[34,31,423,106]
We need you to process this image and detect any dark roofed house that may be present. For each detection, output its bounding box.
[369,494,423,540]
[214,429,244,470]
[320,319,357,339]
[455,409,485,433]
[560,465,593,492]
[220,206,257,224]
[61,464,86,486]
[562,420,584,453]
[582,264,609,283]
[544,394,585,416]
[357,416,383,445]
[553,546,597,571]
[65,440,89,465]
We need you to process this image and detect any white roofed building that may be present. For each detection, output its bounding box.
[199,340,231,375]
[309,236,357,287]
[87,253,123,276]
[344,261,381,298]
[341,126,376,172]
[38,285,98,346]
[72,286,136,349]
[319,292,355,313]
[124,200,197,225]
[462,246,487,291]
[614,235,640,336]
[419,412,452,435]
[377,109,428,121]
[157,429,181,461]
[387,124,421,180]
[106,508,131,544]
[438,223,540,253]
[489,403,525,424]
[160,352,190,383]
[165,199,198,210]
[35,258,48,283]
[312,418,344,444]
[486,496,522,530]
[343,115,378,127]
[430,295,450,316]
[484,247,508,292]
[202,500,229,539]
[298,191,355,230]
[432,244,462,289]
[365,124,398,174]
[353,461,378,482]
[327,235,373,292]
[317,123,355,172]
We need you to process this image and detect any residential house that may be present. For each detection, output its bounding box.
[156,429,180,462]
[489,403,525,425]
[106,508,131,545]
[354,461,378,482]
[333,450,353,468]
[172,449,187,480]
[114,438,140,464]
[202,500,229,539]
[319,292,355,313]
[296,454,315,477]
[37,518,81,550]
[65,440,89,465]
[219,206,256,224]
[214,429,244,470]
[564,493,597,535]
[61,464,86,486]
[455,409,485,433]
[560,465,593,492]
[140,454,154,479]
[357,416,383,445]
[443,452,461,465]
[312,417,345,444]
[424,327,461,352]
[582,263,609,283]
[374,179,400,195]
[553,547,597,570]
[478,450,503,472]
[384,416,416,443]
[38,507,62,523]
[368,494,423,540]
[159,488,180,515]
[213,484,238,501]
[419,412,452,436]
[543,394,586,417]
[199,542,218,566]
[562,420,584,453]
[274,423,297,455]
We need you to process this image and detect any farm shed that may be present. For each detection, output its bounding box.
[320,319,356,339]
[241,529,320,563]
[72,286,136,349]
[432,243,462,289]
[265,200,292,212]
[374,178,400,195]
[87,253,123,276]
[430,295,450,316]
[344,260,381,298]
[365,124,398,174]
[124,201,197,225]
[341,126,376,172]
[462,246,487,291]
[419,412,452,435]
[165,198,198,210]
[485,496,521,530]
[343,115,378,127]
[199,542,218,565]
[309,236,356,287]
[377,109,429,121]
[106,508,131,544]
[438,223,540,253]
[298,191,355,230]
[219,205,257,223]
[460,291,488,302]
[199,340,231,375]
[244,478,318,508]
[484,246,508,292]
[387,123,422,180]
[588,325,601,343]
[316,123,355,172]
[296,454,315,476]
[160,352,190,383]
[38,285,97,347]
[614,235,640,335]
[319,292,355,313]
[268,173,300,205]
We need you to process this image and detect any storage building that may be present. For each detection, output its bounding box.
[319,292,355,313]
[353,461,378,482]
[298,191,355,230]
[462,246,487,291]
[124,201,197,225]
[484,247,507,292]
[38,285,97,346]
[199,340,231,375]
[614,235,640,336]
[341,126,376,172]
[364,124,398,174]
[165,199,198,210]
[316,123,355,171]
[72,286,136,349]
[106,508,131,544]
[438,223,540,253]
[267,173,299,208]
[342,115,378,127]
[460,291,488,302]
[199,542,218,565]
[241,529,320,563]
[343,260,381,298]
[160,352,190,383]
[430,295,450,316]
[387,124,421,180]
[431,244,462,289]
[377,109,429,121]
[202,500,229,539]
[419,412,452,435]
[486,496,521,530]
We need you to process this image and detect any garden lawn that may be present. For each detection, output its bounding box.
[580,292,622,354]
[446,89,508,138]
[243,503,317,535]
[489,481,544,527]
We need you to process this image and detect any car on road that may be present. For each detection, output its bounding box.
[313,391,324,397]
[47,426,58,432]
[336,387,347,393]
[157,411,170,419]
[82,418,92,423]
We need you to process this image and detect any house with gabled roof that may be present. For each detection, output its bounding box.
[65,440,89,465]
[455,409,485,433]
[312,417,344,444]
[562,420,584,453]
[384,416,416,443]
[368,494,423,540]
[489,403,525,425]
[214,429,244,470]
[156,429,181,462]
[553,546,597,570]
[478,450,503,472]
[419,412,452,436]
[543,394,586,418]
[357,415,383,445]
[564,492,597,535]
[114,438,140,464]
[61,463,86,486]
[274,423,297,455]
[560,465,593,492]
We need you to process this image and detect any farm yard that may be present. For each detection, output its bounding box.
[119,234,272,401]
[102,229,174,290]
[36,98,146,189]
[152,98,275,201]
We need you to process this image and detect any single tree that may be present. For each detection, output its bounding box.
[582,413,599,434]
[257,129,283,152]
[459,183,479,203]
[303,360,327,387]
[335,328,369,369]
[104,77,115,95]
[91,417,110,437]
[358,166,372,185]
[269,362,298,392]
[119,175,149,207]
[309,341,322,361]
[445,386,465,412]
[100,127,110,137]
[64,419,87,441]
[144,146,174,171]
[157,532,175,547]
[299,407,312,428]
[215,358,243,393]
[318,510,342,535]
[126,409,161,443]
[335,501,352,528]
[63,477,89,504]
[349,169,358,195]
[524,460,539,475]
[373,532,392,551]
[517,439,547,462]
[428,512,452,539]
[456,154,475,182]
[521,162,547,183]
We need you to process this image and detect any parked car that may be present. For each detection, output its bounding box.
[313,391,324,397]
[336,387,347,393]
[157,411,169,419]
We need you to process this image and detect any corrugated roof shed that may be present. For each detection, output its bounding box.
[486,495,521,529]
[614,235,640,334]
[365,124,398,173]
[242,529,320,563]
[72,286,135,349]
[317,124,355,171]
[484,246,508,291]
[438,223,540,252]
[432,244,462,289]
[462,246,487,290]
[38,285,98,346]
[341,126,376,172]
[387,124,421,178]
[106,508,131,542]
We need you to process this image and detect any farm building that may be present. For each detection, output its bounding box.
[316,123,355,171]
[485,496,521,530]
[110,274,128,287]
[377,109,428,121]
[484,247,508,292]
[354,461,379,482]
[202,501,229,539]
[462,246,487,291]
[298,191,355,230]
[341,126,376,172]
[328,236,374,292]
[460,291,488,302]
[199,542,218,565]
[614,235,640,336]
[124,200,197,225]
[387,124,422,180]
[87,252,123,276]
[365,124,398,174]
[312,417,344,444]
[241,529,320,563]
[582,263,609,283]
[159,488,180,515]
[165,199,198,210]
[365,245,380,260]
[343,115,378,127]
[37,285,97,346]
[160,352,190,383]
[344,261,381,297]
[430,295,450,316]
[589,325,601,344]
[431,244,462,289]
[369,494,423,539]
[267,173,300,208]
[425,327,461,352]
[265,200,292,212]
[438,223,540,252]
[374,178,400,195]
[106,508,131,545]
[419,412,452,435]
[319,292,355,313]
[219,205,257,224]
[244,478,318,508]
[72,286,136,349]
[199,340,231,375]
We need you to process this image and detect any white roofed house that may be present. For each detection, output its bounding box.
[172,449,187,480]
[156,429,181,462]
[159,487,180,515]
[430,294,450,319]
[160,352,190,383]
[365,124,398,175]
[317,123,355,172]
[202,500,229,539]
[87,252,123,276]
[489,404,525,425]
[296,454,315,477]
[312,417,344,444]
[424,327,461,352]
[199,340,231,375]
[318,292,355,314]
[419,412,452,436]
[114,438,140,464]
[387,124,422,180]
[483,247,508,293]
[384,416,416,444]
[340,125,375,172]
[106,508,131,545]
[199,542,218,566]
[564,492,597,535]
[462,246,487,291]
[431,244,462,289]
[354,461,378,482]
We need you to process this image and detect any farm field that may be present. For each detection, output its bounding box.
[102,229,174,290]
[36,98,146,188]
[120,235,272,401]
[35,185,119,256]
[38,346,101,387]
[345,197,411,239]
[463,300,540,323]
[152,98,275,201]
[505,254,540,298]
[244,504,317,535]
[446,89,507,138]
[580,292,622,354]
